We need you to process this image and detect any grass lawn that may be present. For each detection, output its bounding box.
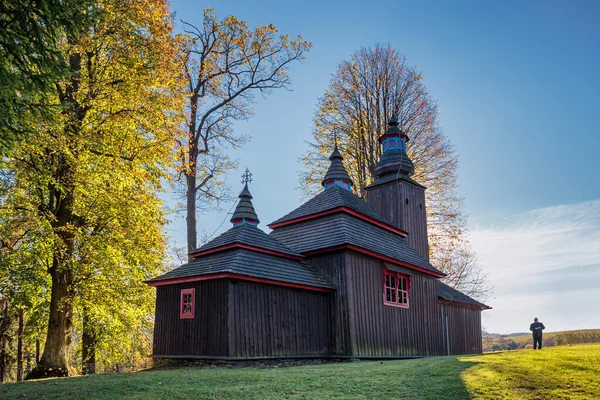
[1,344,599,399]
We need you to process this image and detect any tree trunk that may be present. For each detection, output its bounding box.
[16,308,23,381]
[27,264,75,379]
[82,310,95,374]
[0,299,9,383]
[27,49,81,380]
[186,172,198,257]
[35,339,39,364]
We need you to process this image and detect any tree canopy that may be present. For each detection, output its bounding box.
[0,0,94,154]
[177,8,311,253]
[301,44,488,298]
[1,0,185,378]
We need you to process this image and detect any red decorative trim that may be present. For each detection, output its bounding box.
[148,273,333,293]
[379,132,409,143]
[189,243,303,261]
[268,206,408,238]
[439,299,491,310]
[180,288,195,319]
[304,244,445,278]
[383,266,410,308]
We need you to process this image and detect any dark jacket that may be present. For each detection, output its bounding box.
[530,322,545,337]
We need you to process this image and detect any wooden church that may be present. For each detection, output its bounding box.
[147,115,490,359]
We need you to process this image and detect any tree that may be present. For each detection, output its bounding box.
[1,0,184,378]
[301,44,487,297]
[435,244,490,300]
[0,0,93,154]
[178,8,311,253]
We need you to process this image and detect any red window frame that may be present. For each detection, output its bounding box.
[383,267,410,308]
[180,288,195,319]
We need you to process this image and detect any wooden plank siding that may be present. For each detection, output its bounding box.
[441,303,483,355]
[345,251,446,357]
[152,255,484,359]
[305,252,353,356]
[228,281,331,357]
[153,280,229,357]
[366,180,429,261]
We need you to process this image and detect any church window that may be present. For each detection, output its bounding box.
[180,288,195,319]
[399,138,405,150]
[384,268,410,308]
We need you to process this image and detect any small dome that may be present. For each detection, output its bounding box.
[230,184,260,226]
[373,113,415,177]
[321,146,353,191]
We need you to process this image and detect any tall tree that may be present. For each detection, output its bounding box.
[0,0,93,154]
[1,0,184,378]
[178,8,311,253]
[301,44,486,297]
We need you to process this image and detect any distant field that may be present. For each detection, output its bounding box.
[483,328,600,351]
[2,344,599,399]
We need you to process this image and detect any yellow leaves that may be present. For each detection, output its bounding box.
[2,0,187,367]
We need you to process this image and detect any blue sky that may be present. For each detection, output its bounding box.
[166,0,600,333]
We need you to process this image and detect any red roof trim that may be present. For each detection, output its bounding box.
[147,272,333,293]
[269,206,408,238]
[378,132,409,143]
[439,299,492,310]
[304,244,445,278]
[189,243,303,261]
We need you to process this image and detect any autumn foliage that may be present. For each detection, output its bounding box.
[301,44,488,298]
[1,0,185,378]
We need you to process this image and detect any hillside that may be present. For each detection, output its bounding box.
[483,328,600,351]
[1,344,599,400]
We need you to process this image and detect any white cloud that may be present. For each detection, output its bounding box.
[468,199,600,334]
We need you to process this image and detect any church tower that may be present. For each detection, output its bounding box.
[364,114,429,260]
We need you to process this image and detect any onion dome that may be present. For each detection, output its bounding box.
[321,146,353,191]
[230,184,259,226]
[373,113,415,178]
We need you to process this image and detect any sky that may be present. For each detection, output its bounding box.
[165,0,600,334]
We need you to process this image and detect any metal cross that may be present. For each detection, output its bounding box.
[241,168,253,185]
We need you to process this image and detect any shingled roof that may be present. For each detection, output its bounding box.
[364,170,425,190]
[322,146,353,187]
[270,213,443,276]
[230,184,259,224]
[148,249,333,289]
[437,281,491,309]
[269,185,396,228]
[189,224,302,258]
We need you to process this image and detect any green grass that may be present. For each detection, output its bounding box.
[2,344,599,400]
[462,344,600,399]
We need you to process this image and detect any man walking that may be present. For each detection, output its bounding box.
[530,318,545,350]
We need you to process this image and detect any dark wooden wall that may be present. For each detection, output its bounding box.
[441,303,483,355]
[306,252,352,356]
[345,251,446,357]
[153,280,229,357]
[229,281,331,358]
[152,255,483,359]
[365,180,429,260]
